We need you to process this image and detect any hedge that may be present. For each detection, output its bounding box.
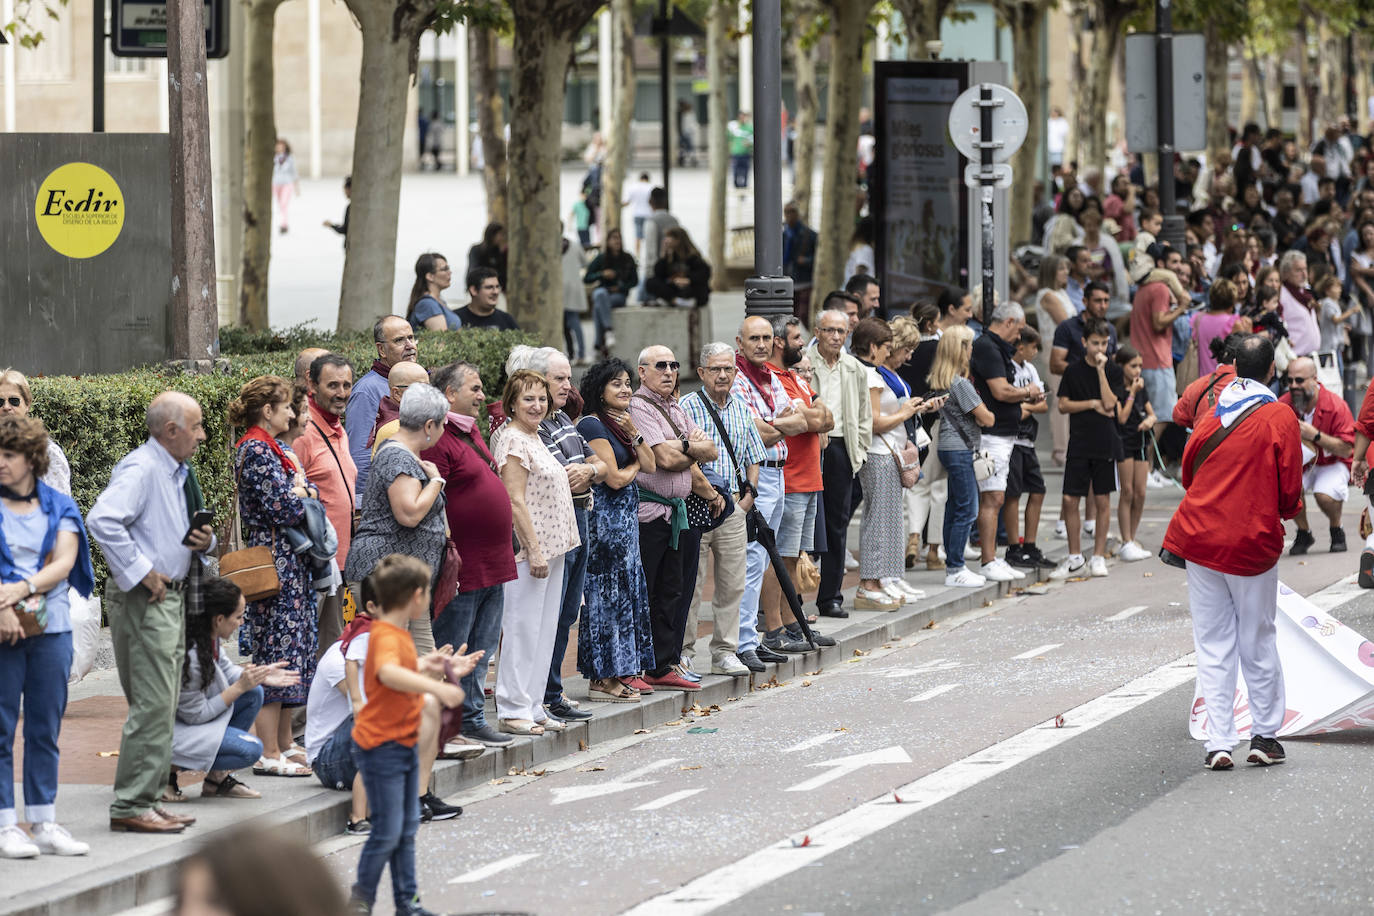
[30,325,535,590]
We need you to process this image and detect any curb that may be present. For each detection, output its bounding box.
[4,573,1022,916]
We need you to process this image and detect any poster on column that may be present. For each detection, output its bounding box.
[1189,580,1374,739]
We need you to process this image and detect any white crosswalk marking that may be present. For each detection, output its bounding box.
[1011,643,1063,660]
[447,853,538,884]
[783,732,843,753]
[906,684,959,703]
[634,789,705,811]
[1105,605,1148,622]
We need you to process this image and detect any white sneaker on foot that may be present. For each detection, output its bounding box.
[1049,555,1086,580]
[711,654,750,676]
[1088,555,1110,577]
[964,544,982,561]
[1054,520,1067,539]
[944,567,987,588]
[0,825,39,859]
[845,551,860,571]
[1146,469,1171,489]
[30,822,88,856]
[980,558,1021,582]
[878,580,912,603]
[1119,541,1152,562]
[1082,521,1096,537]
[882,577,926,599]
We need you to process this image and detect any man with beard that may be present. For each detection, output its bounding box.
[1279,356,1354,554]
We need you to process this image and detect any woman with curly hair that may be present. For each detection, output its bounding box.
[229,375,317,777]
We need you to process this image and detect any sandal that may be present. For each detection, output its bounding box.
[162,769,186,803]
[497,718,545,736]
[202,774,262,799]
[282,744,309,766]
[588,679,641,703]
[253,754,313,777]
[536,717,568,731]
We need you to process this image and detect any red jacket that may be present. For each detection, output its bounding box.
[1278,385,1355,468]
[1354,378,1374,463]
[1172,365,1236,429]
[1163,399,1304,576]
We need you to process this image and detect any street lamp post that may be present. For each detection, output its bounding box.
[744,0,793,320]
[1155,0,1186,250]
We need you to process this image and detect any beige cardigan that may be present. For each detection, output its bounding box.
[805,344,873,472]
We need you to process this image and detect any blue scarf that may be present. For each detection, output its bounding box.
[876,365,911,400]
[0,481,95,598]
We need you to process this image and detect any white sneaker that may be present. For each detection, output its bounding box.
[879,580,911,603]
[1119,541,1152,562]
[980,558,1022,582]
[964,544,981,561]
[845,551,860,571]
[605,331,616,349]
[0,824,39,859]
[711,654,750,676]
[882,577,926,600]
[1049,555,1086,580]
[937,546,947,561]
[29,822,88,856]
[1088,555,1110,577]
[1082,521,1096,537]
[1054,520,1067,540]
[944,567,987,588]
[1146,469,1171,489]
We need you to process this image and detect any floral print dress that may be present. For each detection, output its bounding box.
[236,438,315,706]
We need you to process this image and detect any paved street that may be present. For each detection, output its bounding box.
[309,484,1374,916]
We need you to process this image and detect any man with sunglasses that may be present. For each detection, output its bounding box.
[629,346,719,692]
[805,303,874,619]
[1280,356,1354,554]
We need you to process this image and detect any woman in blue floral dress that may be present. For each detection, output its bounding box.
[575,359,658,702]
[230,376,317,776]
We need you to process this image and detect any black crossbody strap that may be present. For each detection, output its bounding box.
[310,420,355,529]
[1192,400,1265,477]
[694,391,753,497]
[632,391,685,438]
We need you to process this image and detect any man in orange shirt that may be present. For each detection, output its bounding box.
[295,352,359,656]
[349,555,478,916]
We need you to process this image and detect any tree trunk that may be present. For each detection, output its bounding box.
[601,0,635,236]
[238,0,286,330]
[1296,24,1313,149]
[506,0,603,345]
[1066,0,1087,167]
[336,0,436,331]
[790,2,819,221]
[894,0,949,55]
[813,0,872,300]
[1264,52,1284,133]
[707,1,728,290]
[1240,47,1259,127]
[472,26,508,227]
[1316,16,1342,128]
[1083,13,1122,179]
[1204,21,1229,164]
[1357,34,1373,131]
[1007,1,1045,245]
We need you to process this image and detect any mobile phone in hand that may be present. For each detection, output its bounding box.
[183,509,214,546]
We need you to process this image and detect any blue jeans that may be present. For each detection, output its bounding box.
[0,631,72,827]
[732,153,751,188]
[939,449,978,572]
[314,715,358,790]
[545,506,589,705]
[592,288,625,349]
[351,739,420,908]
[433,584,504,730]
[211,686,264,772]
[563,310,586,361]
[741,467,785,652]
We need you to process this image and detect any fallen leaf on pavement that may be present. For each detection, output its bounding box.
[530,769,547,777]
[578,740,588,751]
[833,726,848,732]
[924,620,937,629]
[576,765,606,772]
[489,778,508,785]
[634,728,650,734]
[802,680,812,687]
[98,751,119,757]
[806,669,823,676]
[665,719,684,726]
[852,648,870,657]
[679,765,702,770]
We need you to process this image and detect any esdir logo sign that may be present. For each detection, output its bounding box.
[34,162,126,259]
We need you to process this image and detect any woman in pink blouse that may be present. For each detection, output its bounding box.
[491,370,581,736]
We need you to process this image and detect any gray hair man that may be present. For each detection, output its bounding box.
[345,316,418,500]
[88,392,214,834]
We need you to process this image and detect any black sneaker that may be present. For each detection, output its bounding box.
[754,645,788,664]
[1246,736,1286,766]
[347,897,372,915]
[462,723,515,748]
[1005,545,1031,568]
[1361,549,1374,589]
[346,817,371,835]
[1290,529,1316,555]
[546,699,593,721]
[1023,545,1048,567]
[785,625,836,647]
[398,898,446,916]
[735,650,766,672]
[1331,527,1348,553]
[818,603,849,619]
[1203,749,1234,770]
[420,792,462,821]
[764,631,811,654]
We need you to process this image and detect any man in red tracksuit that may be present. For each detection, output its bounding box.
[1347,378,1374,587]
[1163,336,1304,770]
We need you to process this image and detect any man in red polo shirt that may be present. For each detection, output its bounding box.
[1279,357,1354,555]
[1163,336,1304,771]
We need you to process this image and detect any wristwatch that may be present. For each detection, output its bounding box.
[1310,432,1321,445]
[24,578,36,596]
[633,434,644,446]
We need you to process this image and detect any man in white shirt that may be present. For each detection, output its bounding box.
[623,172,655,262]
[1046,107,1069,167]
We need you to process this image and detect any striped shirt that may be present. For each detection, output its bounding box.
[682,390,766,493]
[538,411,595,508]
[730,363,790,462]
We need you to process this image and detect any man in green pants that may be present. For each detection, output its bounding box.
[88,392,214,834]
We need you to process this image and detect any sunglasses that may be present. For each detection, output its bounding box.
[2,397,22,408]
[649,360,681,372]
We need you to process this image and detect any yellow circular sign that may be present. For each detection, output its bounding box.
[33,162,125,259]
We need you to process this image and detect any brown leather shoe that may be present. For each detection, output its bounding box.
[110,810,186,833]
[154,807,197,827]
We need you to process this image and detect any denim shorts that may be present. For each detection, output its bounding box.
[313,716,358,790]
[1141,367,1178,421]
[776,491,818,557]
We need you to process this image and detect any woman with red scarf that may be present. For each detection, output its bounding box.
[229,375,317,777]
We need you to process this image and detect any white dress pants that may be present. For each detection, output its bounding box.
[1186,561,1284,752]
[495,554,567,723]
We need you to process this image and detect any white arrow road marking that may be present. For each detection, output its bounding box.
[549,757,682,806]
[906,684,960,703]
[872,659,964,678]
[783,732,844,754]
[785,746,912,793]
[1011,643,1062,660]
[447,852,538,884]
[634,788,705,811]
[1105,605,1148,622]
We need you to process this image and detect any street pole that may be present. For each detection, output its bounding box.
[93,0,105,131]
[1155,0,1186,250]
[167,0,219,366]
[658,0,672,206]
[743,0,792,320]
[979,85,996,326]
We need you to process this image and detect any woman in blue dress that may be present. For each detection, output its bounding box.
[230,375,317,777]
[575,359,658,702]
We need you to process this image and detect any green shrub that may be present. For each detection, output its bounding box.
[30,326,535,590]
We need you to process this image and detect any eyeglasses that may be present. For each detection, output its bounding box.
[1,397,22,408]
[818,327,847,335]
[702,365,736,375]
[646,360,681,372]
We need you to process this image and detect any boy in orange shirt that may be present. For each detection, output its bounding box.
[348,555,481,916]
